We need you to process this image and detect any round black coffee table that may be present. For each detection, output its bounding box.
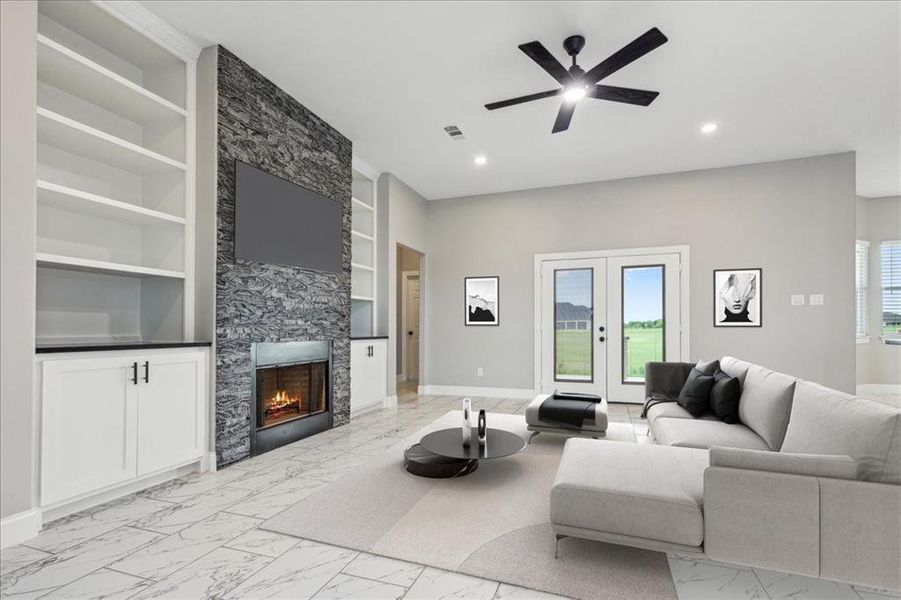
[404,427,527,478]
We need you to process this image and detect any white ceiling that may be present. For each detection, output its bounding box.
[143,1,901,200]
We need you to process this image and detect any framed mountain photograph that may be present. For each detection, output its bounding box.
[714,268,762,327]
[465,276,499,326]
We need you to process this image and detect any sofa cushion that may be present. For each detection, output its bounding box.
[551,439,709,547]
[781,381,901,484]
[677,368,715,417]
[646,402,718,426]
[720,356,752,385]
[710,371,741,424]
[709,446,859,480]
[652,417,770,450]
[738,365,796,450]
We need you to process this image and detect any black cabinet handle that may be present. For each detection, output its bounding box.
[143,361,150,383]
[131,362,138,385]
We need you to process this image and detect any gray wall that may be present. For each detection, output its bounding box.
[425,153,857,393]
[0,0,37,519]
[215,47,353,466]
[379,174,429,396]
[856,195,901,384]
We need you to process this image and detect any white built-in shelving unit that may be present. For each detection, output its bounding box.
[351,168,377,335]
[34,0,198,344]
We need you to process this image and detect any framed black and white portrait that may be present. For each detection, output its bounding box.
[714,269,762,327]
[465,276,499,326]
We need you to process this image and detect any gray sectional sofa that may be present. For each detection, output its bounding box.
[550,356,901,592]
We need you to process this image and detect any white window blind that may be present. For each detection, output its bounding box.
[855,240,869,338]
[882,241,901,336]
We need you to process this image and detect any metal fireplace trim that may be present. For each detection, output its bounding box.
[249,340,334,457]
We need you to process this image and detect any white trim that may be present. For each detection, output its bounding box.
[383,395,398,409]
[418,384,537,399]
[352,155,380,181]
[0,509,42,549]
[856,336,871,344]
[400,270,420,383]
[97,0,202,61]
[532,245,691,395]
[351,197,374,211]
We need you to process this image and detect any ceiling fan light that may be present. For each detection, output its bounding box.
[563,83,587,103]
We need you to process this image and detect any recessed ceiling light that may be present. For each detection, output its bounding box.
[474,155,487,166]
[700,122,718,134]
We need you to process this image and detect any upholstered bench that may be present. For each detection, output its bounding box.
[550,439,709,556]
[525,394,608,437]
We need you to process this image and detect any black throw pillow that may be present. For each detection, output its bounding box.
[695,359,720,376]
[677,368,715,417]
[710,370,741,424]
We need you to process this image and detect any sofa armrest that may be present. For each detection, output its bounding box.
[704,466,820,576]
[709,446,859,480]
[644,362,694,400]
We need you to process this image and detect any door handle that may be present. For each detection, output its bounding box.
[407,330,414,336]
[598,336,606,342]
[131,362,139,385]
[143,361,150,383]
[368,345,373,357]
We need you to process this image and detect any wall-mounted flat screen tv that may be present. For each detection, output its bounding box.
[234,160,342,273]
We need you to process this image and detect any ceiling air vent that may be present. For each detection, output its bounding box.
[443,125,465,140]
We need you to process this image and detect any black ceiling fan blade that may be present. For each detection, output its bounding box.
[485,89,563,111]
[518,41,572,85]
[583,27,668,84]
[552,102,576,133]
[588,84,659,106]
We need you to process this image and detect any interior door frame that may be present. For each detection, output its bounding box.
[533,245,690,395]
[400,270,420,383]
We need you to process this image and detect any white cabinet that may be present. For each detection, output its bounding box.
[40,348,208,508]
[350,339,387,414]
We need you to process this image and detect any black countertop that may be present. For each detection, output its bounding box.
[37,341,212,354]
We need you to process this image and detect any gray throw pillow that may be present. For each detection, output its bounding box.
[695,359,720,375]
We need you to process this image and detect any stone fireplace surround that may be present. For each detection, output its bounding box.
[214,46,352,467]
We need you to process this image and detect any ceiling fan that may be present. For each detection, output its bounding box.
[485,28,668,133]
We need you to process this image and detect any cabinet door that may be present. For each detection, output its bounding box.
[368,341,388,403]
[41,357,137,505]
[136,352,205,475]
[350,342,372,409]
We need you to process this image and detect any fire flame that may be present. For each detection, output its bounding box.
[269,390,297,410]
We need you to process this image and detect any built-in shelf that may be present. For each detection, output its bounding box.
[351,262,374,272]
[37,180,185,226]
[37,34,186,125]
[37,107,186,175]
[37,252,186,280]
[351,230,374,242]
[351,295,375,302]
[351,197,373,211]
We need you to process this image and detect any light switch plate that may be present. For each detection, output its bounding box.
[791,295,805,306]
[810,294,824,306]
[477,367,484,377]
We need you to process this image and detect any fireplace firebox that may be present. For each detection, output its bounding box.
[250,341,332,456]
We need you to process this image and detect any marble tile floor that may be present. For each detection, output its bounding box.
[1,392,898,600]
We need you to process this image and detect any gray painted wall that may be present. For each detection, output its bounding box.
[425,153,857,393]
[215,47,353,466]
[379,174,429,396]
[0,0,37,519]
[856,195,901,384]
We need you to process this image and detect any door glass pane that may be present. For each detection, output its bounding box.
[554,269,593,381]
[622,265,664,382]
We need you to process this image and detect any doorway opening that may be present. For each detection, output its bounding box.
[398,244,423,389]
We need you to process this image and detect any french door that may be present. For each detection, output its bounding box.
[539,251,684,403]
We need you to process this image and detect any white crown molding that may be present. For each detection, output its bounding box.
[95,0,202,61]
[0,509,41,549]
[352,155,380,181]
[418,385,537,400]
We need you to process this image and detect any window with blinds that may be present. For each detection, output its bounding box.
[882,240,901,337]
[856,240,869,338]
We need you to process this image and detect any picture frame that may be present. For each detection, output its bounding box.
[465,276,499,326]
[713,268,762,327]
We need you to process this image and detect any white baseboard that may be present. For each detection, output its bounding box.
[0,509,41,549]
[418,385,537,399]
[351,398,387,417]
[200,451,217,473]
[384,395,398,409]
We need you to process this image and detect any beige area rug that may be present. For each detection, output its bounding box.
[262,412,676,600]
